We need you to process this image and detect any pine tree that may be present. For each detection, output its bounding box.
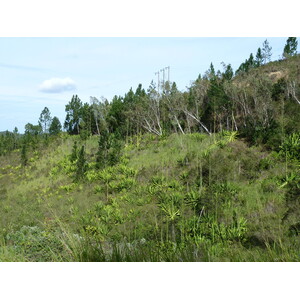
[207,62,216,79]
[96,131,122,169]
[70,141,78,162]
[262,39,272,64]
[75,145,87,181]
[283,37,298,58]
[49,117,62,135]
[13,127,19,150]
[222,63,233,81]
[255,47,263,66]
[96,130,110,169]
[248,53,255,68]
[38,107,52,134]
[21,143,28,166]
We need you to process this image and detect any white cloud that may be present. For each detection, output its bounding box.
[39,77,76,93]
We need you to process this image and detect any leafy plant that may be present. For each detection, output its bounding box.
[279,133,300,161]
[5,226,64,261]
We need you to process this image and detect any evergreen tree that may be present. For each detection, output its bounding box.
[283,37,298,58]
[106,95,126,136]
[206,62,216,79]
[235,62,246,75]
[75,145,87,181]
[21,143,28,166]
[96,131,122,169]
[38,107,52,134]
[262,39,272,64]
[236,54,256,75]
[255,47,263,66]
[96,130,110,169]
[70,141,78,162]
[135,83,146,98]
[49,117,62,135]
[222,63,233,81]
[79,103,93,140]
[13,127,19,150]
[248,53,255,68]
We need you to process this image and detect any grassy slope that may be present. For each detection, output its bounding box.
[0,132,299,261]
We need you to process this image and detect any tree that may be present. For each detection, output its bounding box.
[235,55,254,75]
[262,39,272,64]
[79,103,93,140]
[164,82,186,134]
[24,123,42,136]
[106,95,126,136]
[38,107,52,134]
[12,127,19,150]
[96,131,122,169]
[70,141,78,162]
[235,61,247,75]
[205,63,216,80]
[248,53,255,68]
[283,37,298,58]
[75,145,87,181]
[21,143,28,166]
[13,127,18,135]
[132,81,163,136]
[64,95,83,135]
[184,78,211,134]
[255,47,263,67]
[49,117,62,135]
[96,130,110,169]
[221,62,233,81]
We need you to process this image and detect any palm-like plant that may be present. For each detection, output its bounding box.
[279,172,299,188]
[160,202,180,221]
[222,130,238,143]
[99,169,113,201]
[160,201,180,241]
[280,133,300,161]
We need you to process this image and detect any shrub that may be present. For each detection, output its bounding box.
[279,133,300,161]
[6,226,64,261]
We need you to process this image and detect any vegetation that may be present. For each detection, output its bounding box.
[0,38,299,261]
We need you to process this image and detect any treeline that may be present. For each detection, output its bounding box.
[0,107,62,157]
[63,38,299,147]
[1,38,299,158]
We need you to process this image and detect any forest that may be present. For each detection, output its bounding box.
[0,38,299,261]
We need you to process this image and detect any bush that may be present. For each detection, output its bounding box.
[6,226,64,261]
[279,133,300,161]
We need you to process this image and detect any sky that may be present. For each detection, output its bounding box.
[0,37,292,132]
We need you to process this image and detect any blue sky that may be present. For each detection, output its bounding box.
[0,37,293,132]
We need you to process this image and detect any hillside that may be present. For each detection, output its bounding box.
[0,131,299,262]
[0,50,300,261]
[235,54,300,81]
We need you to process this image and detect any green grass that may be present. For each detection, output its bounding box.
[0,132,299,261]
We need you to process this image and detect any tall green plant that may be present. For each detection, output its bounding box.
[279,133,300,161]
[75,145,87,181]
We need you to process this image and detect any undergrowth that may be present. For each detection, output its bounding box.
[0,132,299,261]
